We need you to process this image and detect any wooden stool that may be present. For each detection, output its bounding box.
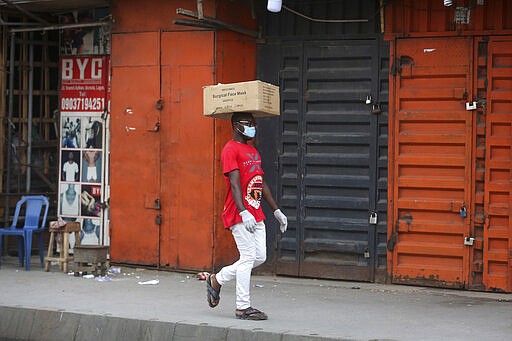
[44,221,81,272]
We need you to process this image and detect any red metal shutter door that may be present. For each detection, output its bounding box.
[391,37,473,288]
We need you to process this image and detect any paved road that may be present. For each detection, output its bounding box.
[1,256,511,340]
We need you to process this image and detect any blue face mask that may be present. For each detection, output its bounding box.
[242,125,256,138]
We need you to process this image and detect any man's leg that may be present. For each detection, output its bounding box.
[215,223,244,287]
[216,222,260,310]
[253,222,266,268]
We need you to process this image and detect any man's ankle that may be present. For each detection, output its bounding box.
[212,274,221,289]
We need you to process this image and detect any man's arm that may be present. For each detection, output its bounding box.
[226,169,246,212]
[262,180,278,211]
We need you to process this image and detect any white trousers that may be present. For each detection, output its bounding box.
[215,221,266,310]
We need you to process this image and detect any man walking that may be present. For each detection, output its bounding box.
[206,112,288,320]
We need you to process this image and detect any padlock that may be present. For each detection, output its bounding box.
[369,212,378,224]
[371,104,381,114]
[460,205,467,218]
[364,248,370,259]
[365,95,372,104]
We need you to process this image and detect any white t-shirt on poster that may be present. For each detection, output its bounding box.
[63,162,79,181]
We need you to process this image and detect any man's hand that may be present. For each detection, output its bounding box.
[239,210,257,233]
[273,209,288,233]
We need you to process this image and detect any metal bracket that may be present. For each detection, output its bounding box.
[466,101,477,110]
[464,237,475,246]
[175,7,259,39]
[155,99,163,111]
[153,198,161,210]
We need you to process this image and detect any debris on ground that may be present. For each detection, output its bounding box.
[137,279,159,285]
[196,272,210,280]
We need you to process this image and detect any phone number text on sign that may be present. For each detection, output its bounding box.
[61,97,105,111]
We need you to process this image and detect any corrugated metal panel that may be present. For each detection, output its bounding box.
[375,38,389,282]
[483,37,512,292]
[385,0,512,37]
[390,37,473,288]
[277,42,302,276]
[262,0,381,38]
[469,37,488,291]
[274,38,388,281]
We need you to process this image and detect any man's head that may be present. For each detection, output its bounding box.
[68,152,74,162]
[231,112,256,140]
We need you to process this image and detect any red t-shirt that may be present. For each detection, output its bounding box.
[221,140,266,228]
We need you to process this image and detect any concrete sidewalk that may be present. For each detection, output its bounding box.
[0,256,511,341]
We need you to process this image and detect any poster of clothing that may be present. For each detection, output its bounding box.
[61,116,81,148]
[60,183,80,217]
[59,9,111,56]
[82,150,101,183]
[81,185,102,217]
[83,117,103,148]
[61,150,80,182]
[82,218,101,245]
[58,55,110,246]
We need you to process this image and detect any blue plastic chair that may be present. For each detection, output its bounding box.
[0,195,49,270]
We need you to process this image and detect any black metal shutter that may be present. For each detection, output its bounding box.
[268,38,388,282]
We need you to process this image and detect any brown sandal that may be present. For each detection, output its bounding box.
[206,275,220,308]
[235,308,268,320]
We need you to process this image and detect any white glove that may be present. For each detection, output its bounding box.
[273,209,288,233]
[239,210,257,233]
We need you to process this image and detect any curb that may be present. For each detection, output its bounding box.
[0,306,353,341]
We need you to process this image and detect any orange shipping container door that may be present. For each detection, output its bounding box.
[390,38,473,288]
[110,32,161,265]
[483,37,512,292]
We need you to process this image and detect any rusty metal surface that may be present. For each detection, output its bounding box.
[109,32,160,266]
[385,0,512,38]
[390,37,473,287]
[261,0,381,38]
[0,0,108,13]
[159,30,215,270]
[483,37,512,292]
[108,1,257,271]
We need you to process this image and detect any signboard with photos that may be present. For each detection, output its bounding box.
[58,55,110,247]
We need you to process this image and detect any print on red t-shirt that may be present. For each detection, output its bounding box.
[221,140,266,228]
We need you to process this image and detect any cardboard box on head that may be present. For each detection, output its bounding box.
[203,80,280,120]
